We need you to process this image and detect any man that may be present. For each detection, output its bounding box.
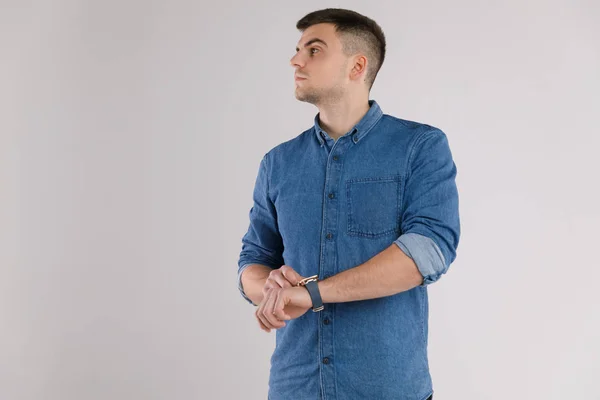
[237,8,460,400]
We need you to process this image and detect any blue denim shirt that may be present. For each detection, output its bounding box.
[237,99,460,400]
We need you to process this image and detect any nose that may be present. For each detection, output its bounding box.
[290,52,304,68]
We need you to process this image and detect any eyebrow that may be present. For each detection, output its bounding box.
[295,38,328,52]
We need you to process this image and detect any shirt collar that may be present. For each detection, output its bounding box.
[313,99,383,146]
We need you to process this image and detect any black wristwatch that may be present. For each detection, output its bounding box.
[295,275,324,312]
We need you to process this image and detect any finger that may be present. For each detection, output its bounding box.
[257,314,271,332]
[265,290,285,329]
[260,290,280,330]
[264,290,285,329]
[272,273,292,288]
[267,270,292,289]
[255,302,269,332]
[262,282,275,296]
[273,289,291,321]
[264,275,276,288]
[255,295,273,332]
[281,266,303,286]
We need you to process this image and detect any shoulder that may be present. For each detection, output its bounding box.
[379,114,451,165]
[263,127,314,161]
[381,113,445,141]
[383,114,450,155]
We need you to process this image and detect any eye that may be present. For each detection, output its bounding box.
[310,48,319,55]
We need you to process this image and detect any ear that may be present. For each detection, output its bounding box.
[350,54,368,82]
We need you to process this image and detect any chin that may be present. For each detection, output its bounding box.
[294,89,317,104]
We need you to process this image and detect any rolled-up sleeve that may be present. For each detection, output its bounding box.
[393,128,461,286]
[237,153,284,305]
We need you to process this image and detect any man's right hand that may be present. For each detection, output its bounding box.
[261,265,306,297]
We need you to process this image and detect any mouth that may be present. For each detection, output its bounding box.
[295,76,307,81]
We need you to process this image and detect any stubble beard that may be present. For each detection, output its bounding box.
[294,83,346,107]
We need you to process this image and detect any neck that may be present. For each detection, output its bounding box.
[317,94,370,140]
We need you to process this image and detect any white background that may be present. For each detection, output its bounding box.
[2,1,599,399]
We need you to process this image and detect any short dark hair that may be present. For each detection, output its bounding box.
[296,8,386,90]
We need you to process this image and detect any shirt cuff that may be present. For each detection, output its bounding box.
[393,232,447,286]
[237,263,258,306]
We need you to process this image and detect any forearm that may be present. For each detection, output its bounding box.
[240,264,272,306]
[317,243,423,304]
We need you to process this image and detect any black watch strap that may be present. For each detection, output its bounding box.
[295,274,325,312]
[303,279,324,312]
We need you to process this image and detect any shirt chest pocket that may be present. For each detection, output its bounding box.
[345,175,402,238]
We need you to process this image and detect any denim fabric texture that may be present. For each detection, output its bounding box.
[238,100,460,400]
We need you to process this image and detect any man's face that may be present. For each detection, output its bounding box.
[290,23,351,105]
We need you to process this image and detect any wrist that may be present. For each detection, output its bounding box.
[296,286,314,309]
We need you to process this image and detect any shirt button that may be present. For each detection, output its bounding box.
[326,233,333,239]
[328,193,335,199]
[332,155,339,161]
[323,318,330,325]
[352,135,358,143]
[323,357,330,364]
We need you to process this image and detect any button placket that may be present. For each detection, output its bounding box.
[318,138,346,400]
